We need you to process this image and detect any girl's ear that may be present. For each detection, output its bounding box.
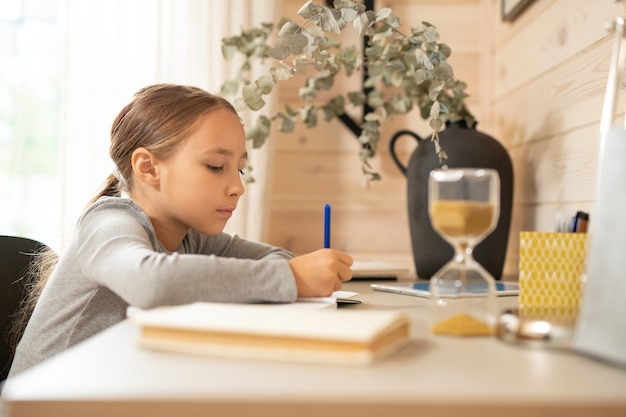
[131,147,160,186]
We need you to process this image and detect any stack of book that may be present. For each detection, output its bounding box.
[130,302,410,365]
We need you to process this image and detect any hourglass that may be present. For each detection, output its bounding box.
[428,168,500,336]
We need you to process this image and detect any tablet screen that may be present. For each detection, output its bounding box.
[371,282,519,298]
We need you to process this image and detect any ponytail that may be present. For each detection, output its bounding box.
[86,173,123,207]
[9,248,59,351]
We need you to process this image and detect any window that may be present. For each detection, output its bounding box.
[0,0,63,248]
[1,0,275,249]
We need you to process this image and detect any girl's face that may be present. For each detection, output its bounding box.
[148,108,247,248]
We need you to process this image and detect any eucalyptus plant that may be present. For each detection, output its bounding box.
[221,0,475,184]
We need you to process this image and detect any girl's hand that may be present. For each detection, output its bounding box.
[288,249,353,297]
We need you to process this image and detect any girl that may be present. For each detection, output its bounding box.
[8,84,353,377]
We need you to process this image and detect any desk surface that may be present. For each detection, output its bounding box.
[2,281,626,417]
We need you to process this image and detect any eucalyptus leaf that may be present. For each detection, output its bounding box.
[368,59,386,77]
[277,113,296,132]
[353,12,369,36]
[222,44,238,60]
[430,80,445,98]
[242,84,265,111]
[375,8,392,21]
[365,44,384,58]
[299,86,318,102]
[364,73,382,88]
[341,7,357,22]
[246,115,271,148]
[240,163,255,184]
[416,52,434,71]
[372,25,393,43]
[359,146,374,160]
[312,73,335,90]
[390,70,404,87]
[220,80,239,96]
[436,62,453,80]
[362,120,380,134]
[279,33,309,55]
[414,68,426,84]
[429,117,443,132]
[305,24,324,40]
[339,46,360,75]
[433,136,441,152]
[390,95,410,113]
[256,74,276,94]
[284,103,298,117]
[334,0,365,13]
[347,91,366,106]
[321,105,334,121]
[439,43,452,58]
[297,0,320,19]
[328,95,345,115]
[278,21,301,36]
[424,26,439,42]
[430,101,440,119]
[381,13,400,29]
[272,67,295,81]
[266,44,291,60]
[319,7,341,34]
[367,90,385,108]
[300,106,318,128]
[364,112,380,122]
[295,57,308,74]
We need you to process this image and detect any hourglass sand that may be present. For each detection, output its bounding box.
[427,168,500,336]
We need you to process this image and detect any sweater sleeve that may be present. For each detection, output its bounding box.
[185,229,295,262]
[75,199,298,308]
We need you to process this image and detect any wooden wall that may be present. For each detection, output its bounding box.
[265,0,625,278]
[490,0,626,275]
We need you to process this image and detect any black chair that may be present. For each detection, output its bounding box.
[0,235,52,382]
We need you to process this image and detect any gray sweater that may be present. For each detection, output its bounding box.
[8,197,297,377]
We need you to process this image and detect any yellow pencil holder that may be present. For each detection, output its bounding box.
[518,232,588,324]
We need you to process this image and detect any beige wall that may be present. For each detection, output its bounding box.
[265,0,624,278]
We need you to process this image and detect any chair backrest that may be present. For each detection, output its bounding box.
[0,235,51,381]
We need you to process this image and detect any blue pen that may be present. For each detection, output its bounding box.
[323,203,331,248]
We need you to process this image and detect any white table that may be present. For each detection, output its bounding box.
[2,281,626,417]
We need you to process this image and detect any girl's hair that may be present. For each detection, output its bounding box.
[89,83,238,205]
[12,84,238,349]
[9,248,58,351]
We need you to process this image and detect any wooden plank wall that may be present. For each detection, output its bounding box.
[265,0,624,278]
[490,0,626,275]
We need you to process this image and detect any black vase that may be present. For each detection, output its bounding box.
[389,121,514,280]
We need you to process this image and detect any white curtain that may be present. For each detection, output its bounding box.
[60,0,280,249]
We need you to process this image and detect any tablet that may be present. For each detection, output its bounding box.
[371,281,519,298]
